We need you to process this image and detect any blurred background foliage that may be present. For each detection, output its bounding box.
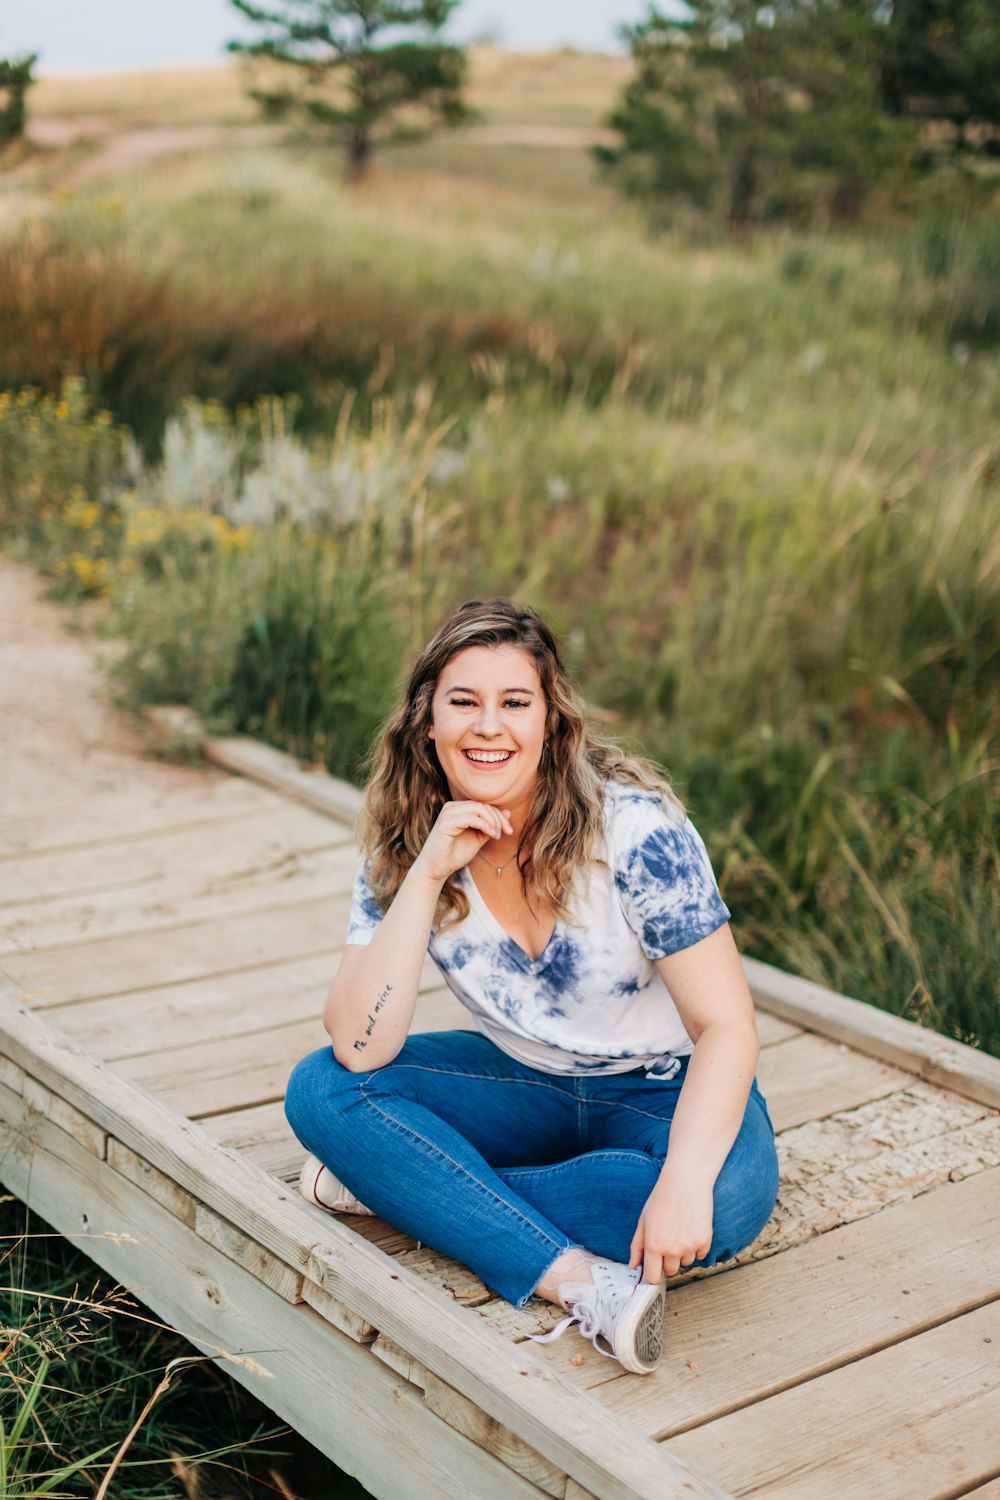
[0,28,997,1060]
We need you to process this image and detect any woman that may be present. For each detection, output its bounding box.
[285,599,778,1375]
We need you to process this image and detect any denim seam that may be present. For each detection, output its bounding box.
[503,1149,654,1181]
[356,1081,569,1257]
[371,1063,572,1100]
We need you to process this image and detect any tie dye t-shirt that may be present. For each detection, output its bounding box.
[346,782,731,1077]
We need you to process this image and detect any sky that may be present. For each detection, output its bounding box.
[0,0,657,75]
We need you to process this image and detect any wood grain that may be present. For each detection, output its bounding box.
[662,1301,1000,1500]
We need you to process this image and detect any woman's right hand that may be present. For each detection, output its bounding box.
[414,801,514,884]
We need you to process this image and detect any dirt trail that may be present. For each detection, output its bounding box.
[23,117,614,191]
[0,556,221,821]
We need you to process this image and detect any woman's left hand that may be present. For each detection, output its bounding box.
[629,1169,715,1284]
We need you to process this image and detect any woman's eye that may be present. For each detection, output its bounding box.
[504,699,530,709]
[448,697,476,707]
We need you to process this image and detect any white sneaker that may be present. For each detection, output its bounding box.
[532,1262,665,1375]
[298,1153,374,1216]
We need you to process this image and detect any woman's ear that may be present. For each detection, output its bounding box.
[428,725,435,740]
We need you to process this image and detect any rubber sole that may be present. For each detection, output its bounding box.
[612,1278,666,1375]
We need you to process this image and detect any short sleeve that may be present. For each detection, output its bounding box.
[611,793,730,959]
[346,859,384,946]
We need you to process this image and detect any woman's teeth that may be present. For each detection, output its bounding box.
[463,750,512,763]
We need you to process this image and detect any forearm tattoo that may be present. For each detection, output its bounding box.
[353,983,393,1051]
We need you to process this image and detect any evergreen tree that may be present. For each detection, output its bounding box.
[228,0,470,181]
[0,51,38,144]
[880,0,1000,148]
[599,1,914,230]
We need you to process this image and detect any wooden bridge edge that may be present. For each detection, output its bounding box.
[0,989,734,1500]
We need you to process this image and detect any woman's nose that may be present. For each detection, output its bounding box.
[474,702,502,736]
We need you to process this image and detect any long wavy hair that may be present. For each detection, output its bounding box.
[362,599,683,925]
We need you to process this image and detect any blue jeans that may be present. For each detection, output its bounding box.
[285,1031,779,1309]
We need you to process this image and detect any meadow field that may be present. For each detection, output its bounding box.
[4,52,997,1054]
[0,47,998,1496]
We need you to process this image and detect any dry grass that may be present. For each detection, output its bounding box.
[30,46,628,132]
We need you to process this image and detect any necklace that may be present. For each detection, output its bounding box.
[475,847,520,880]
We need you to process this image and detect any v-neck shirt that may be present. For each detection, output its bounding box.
[346,782,731,1077]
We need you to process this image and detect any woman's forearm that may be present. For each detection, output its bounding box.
[323,860,444,1070]
[659,1018,760,1186]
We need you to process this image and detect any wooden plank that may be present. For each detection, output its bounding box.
[22,1074,107,1159]
[576,1166,1000,1429]
[120,1016,330,1119]
[201,1099,303,1177]
[756,1031,911,1130]
[201,733,364,829]
[746,955,1000,1110]
[195,1203,304,1304]
[107,1138,199,1228]
[3,894,349,1007]
[49,954,339,1058]
[0,774,276,860]
[125,994,473,1121]
[49,952,443,1060]
[0,1095,567,1500]
[0,1054,23,1094]
[960,1482,1000,1499]
[370,1332,428,1386]
[0,801,351,908]
[0,996,735,1500]
[662,1302,1000,1500]
[0,845,361,958]
[424,1370,569,1499]
[755,1010,799,1047]
[301,1276,376,1345]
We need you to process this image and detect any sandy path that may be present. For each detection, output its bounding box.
[23,117,614,191]
[0,555,222,820]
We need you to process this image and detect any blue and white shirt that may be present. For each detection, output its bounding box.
[346,782,730,1077]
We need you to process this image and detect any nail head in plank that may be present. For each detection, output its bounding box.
[424,1370,569,1499]
[662,1301,1000,1500]
[745,955,1000,1110]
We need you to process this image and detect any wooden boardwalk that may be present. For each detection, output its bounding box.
[2,643,999,1496]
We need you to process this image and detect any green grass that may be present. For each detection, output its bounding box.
[0,1196,361,1499]
[0,70,997,1062]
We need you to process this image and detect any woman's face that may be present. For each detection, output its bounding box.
[429,644,547,813]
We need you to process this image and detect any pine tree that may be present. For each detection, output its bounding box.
[599,1,915,230]
[880,0,1000,149]
[228,0,470,182]
[0,51,38,144]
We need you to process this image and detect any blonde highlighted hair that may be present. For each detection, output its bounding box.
[362,599,682,925]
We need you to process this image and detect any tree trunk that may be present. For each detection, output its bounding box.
[344,123,372,185]
[728,148,758,238]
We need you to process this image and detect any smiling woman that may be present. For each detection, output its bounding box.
[284,599,778,1378]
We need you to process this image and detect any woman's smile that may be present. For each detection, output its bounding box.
[429,644,547,812]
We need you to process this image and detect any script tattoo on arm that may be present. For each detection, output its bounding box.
[353,983,393,1051]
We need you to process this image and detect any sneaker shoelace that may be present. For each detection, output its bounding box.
[530,1263,642,1360]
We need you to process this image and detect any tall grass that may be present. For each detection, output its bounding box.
[0,1197,306,1498]
[0,126,997,1055]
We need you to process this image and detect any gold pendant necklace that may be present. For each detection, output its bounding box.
[476,847,519,880]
